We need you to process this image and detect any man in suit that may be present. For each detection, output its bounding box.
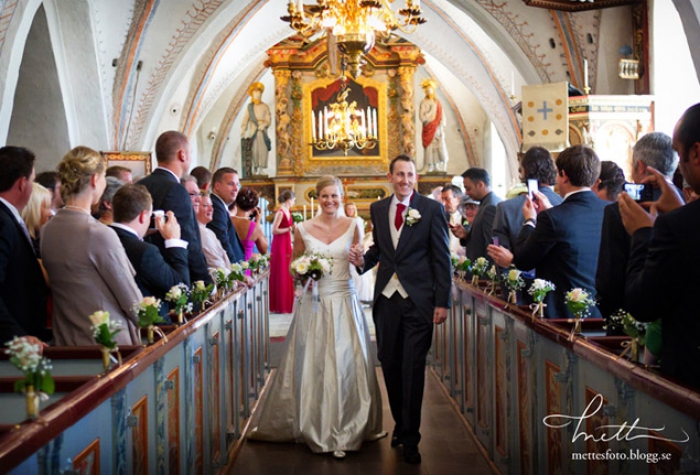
[208,167,245,263]
[350,155,451,464]
[449,168,502,262]
[595,132,677,319]
[619,103,700,388]
[440,184,464,255]
[492,147,563,253]
[513,145,607,319]
[110,184,190,304]
[0,146,50,345]
[137,131,212,284]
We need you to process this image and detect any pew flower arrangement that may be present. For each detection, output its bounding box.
[165,283,191,324]
[213,267,234,296]
[4,336,54,419]
[248,254,262,274]
[135,297,166,344]
[504,268,525,304]
[229,263,246,283]
[89,310,122,370]
[470,257,488,285]
[486,265,499,295]
[190,280,214,312]
[604,309,649,361]
[450,253,459,269]
[565,288,596,337]
[454,256,471,281]
[528,279,556,318]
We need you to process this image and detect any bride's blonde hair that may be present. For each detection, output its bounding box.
[58,146,107,199]
[315,175,343,197]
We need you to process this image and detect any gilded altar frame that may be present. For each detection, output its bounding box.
[303,75,388,166]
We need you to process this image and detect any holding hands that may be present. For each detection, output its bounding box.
[348,243,365,268]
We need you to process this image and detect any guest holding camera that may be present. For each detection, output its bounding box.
[231,187,268,260]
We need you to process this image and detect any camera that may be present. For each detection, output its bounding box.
[527,179,539,199]
[150,210,167,229]
[624,183,654,202]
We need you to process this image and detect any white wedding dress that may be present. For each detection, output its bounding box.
[248,220,383,453]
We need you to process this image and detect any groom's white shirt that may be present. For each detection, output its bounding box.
[381,194,410,299]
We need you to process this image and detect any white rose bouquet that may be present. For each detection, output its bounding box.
[190,280,214,312]
[134,297,166,344]
[503,268,525,304]
[4,337,54,419]
[486,265,499,295]
[165,283,191,324]
[470,257,488,285]
[527,279,555,318]
[290,252,333,283]
[89,310,122,369]
[565,288,596,337]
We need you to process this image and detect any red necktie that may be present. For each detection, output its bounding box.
[395,203,406,230]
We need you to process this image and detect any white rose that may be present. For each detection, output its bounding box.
[475,257,487,267]
[169,286,182,299]
[320,259,332,273]
[458,256,467,265]
[89,310,109,326]
[408,209,421,219]
[240,261,249,270]
[508,269,521,281]
[568,288,588,302]
[141,296,160,309]
[194,280,206,291]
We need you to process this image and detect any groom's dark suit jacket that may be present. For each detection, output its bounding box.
[137,169,212,284]
[513,190,607,319]
[0,201,50,344]
[625,199,700,388]
[110,225,190,301]
[363,192,452,318]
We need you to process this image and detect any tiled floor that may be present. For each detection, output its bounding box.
[229,312,495,475]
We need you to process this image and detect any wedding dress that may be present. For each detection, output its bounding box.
[248,220,383,454]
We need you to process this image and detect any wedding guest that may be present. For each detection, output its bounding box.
[512,145,607,319]
[208,167,245,263]
[42,146,142,346]
[344,201,375,302]
[181,175,201,214]
[619,103,700,387]
[459,196,479,225]
[20,182,53,257]
[232,187,268,259]
[269,190,295,313]
[440,185,465,255]
[106,165,133,184]
[593,161,626,202]
[110,184,189,303]
[35,170,63,212]
[0,146,50,345]
[92,176,124,225]
[190,166,212,192]
[197,193,231,270]
[596,132,678,320]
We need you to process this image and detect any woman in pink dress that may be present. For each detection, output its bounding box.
[232,187,269,275]
[269,190,295,313]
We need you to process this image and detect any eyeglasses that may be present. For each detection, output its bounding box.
[188,192,198,197]
[202,204,214,208]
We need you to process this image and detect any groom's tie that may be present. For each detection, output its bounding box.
[395,203,406,230]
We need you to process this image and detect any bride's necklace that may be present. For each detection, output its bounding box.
[64,204,90,214]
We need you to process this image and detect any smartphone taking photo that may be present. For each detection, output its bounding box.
[527,179,539,199]
[624,183,653,202]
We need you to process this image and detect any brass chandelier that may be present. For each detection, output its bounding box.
[311,78,378,155]
[281,0,426,77]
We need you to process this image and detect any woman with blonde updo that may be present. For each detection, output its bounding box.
[249,175,384,458]
[41,146,143,346]
[21,182,53,257]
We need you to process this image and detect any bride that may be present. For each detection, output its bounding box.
[248,175,386,458]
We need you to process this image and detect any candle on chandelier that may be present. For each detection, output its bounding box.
[318,111,323,139]
[312,110,316,141]
[372,109,377,137]
[303,205,307,220]
[311,197,314,215]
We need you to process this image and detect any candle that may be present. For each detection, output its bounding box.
[311,197,314,216]
[303,205,307,220]
[372,109,377,136]
[510,71,515,97]
[311,111,316,141]
[318,111,323,139]
[583,59,589,90]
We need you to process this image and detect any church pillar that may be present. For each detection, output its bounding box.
[398,66,416,158]
[273,69,293,176]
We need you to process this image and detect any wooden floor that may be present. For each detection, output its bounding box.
[227,369,496,475]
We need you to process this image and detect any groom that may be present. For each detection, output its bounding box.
[350,155,452,464]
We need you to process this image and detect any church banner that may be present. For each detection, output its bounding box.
[521,82,568,152]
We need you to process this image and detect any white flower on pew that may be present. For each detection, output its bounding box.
[4,336,55,397]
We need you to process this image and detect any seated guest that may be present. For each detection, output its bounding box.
[208,167,245,262]
[92,176,124,225]
[110,184,190,303]
[0,146,50,345]
[593,161,626,202]
[197,193,231,270]
[42,146,142,346]
[20,182,53,257]
[106,165,133,184]
[489,146,563,268]
[596,132,677,320]
[512,145,607,319]
[190,166,212,192]
[619,103,700,388]
[232,187,269,258]
[35,170,63,212]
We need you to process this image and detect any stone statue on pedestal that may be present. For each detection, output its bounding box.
[241,82,272,176]
[419,79,448,173]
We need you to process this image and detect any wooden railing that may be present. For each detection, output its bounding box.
[430,280,700,474]
[0,271,270,475]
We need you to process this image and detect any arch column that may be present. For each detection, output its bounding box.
[273,68,293,175]
[398,66,416,158]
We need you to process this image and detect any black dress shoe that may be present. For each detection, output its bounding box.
[403,445,421,465]
[391,433,402,447]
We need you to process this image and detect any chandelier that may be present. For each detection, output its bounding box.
[311,78,378,155]
[281,0,426,77]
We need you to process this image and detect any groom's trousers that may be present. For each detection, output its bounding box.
[373,292,434,447]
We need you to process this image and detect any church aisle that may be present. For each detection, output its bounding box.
[227,369,495,475]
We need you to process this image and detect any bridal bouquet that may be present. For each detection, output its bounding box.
[528,279,555,318]
[503,268,525,304]
[290,252,333,283]
[470,257,488,285]
[291,212,304,223]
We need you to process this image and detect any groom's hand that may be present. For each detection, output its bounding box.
[348,244,364,268]
[433,307,448,324]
